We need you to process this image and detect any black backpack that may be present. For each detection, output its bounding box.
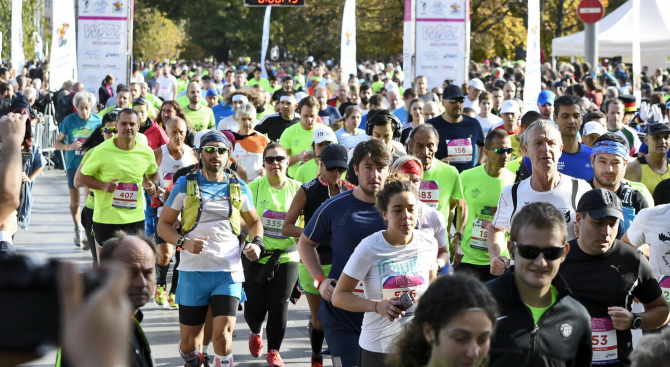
[56,93,75,123]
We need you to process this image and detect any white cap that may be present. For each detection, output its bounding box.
[583,121,606,136]
[385,82,399,93]
[295,91,308,103]
[313,126,337,144]
[500,100,520,114]
[214,69,223,77]
[468,78,486,91]
[194,129,209,149]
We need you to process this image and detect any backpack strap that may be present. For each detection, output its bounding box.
[180,169,203,236]
[228,176,243,236]
[571,179,579,213]
[510,182,521,219]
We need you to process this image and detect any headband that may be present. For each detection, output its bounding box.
[280,96,297,104]
[199,130,230,151]
[232,95,249,103]
[592,140,629,159]
[400,160,423,177]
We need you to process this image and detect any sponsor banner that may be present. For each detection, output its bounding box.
[402,0,415,89]
[77,0,129,97]
[260,6,271,79]
[522,0,541,113]
[340,0,357,78]
[11,0,24,73]
[50,0,78,91]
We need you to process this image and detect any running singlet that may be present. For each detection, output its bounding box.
[637,155,670,197]
[157,145,195,216]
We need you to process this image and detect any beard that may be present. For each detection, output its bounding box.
[360,97,370,105]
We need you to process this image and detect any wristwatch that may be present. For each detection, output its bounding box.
[176,236,185,250]
[631,313,643,330]
[454,232,464,240]
[313,276,327,289]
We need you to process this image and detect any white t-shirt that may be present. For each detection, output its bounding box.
[217,115,239,133]
[491,174,591,240]
[464,97,481,115]
[417,202,448,250]
[476,114,503,135]
[625,204,670,277]
[156,74,178,100]
[343,230,438,353]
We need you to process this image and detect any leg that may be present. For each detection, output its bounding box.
[265,262,299,351]
[143,191,157,238]
[202,306,213,355]
[211,295,239,356]
[306,293,326,359]
[177,271,213,366]
[80,207,97,265]
[170,249,181,294]
[243,262,269,335]
[156,240,173,287]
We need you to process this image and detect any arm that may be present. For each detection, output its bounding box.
[298,234,337,301]
[487,224,509,275]
[287,149,314,167]
[78,174,118,192]
[609,296,670,331]
[156,206,207,254]
[240,209,263,261]
[622,233,650,259]
[477,146,486,165]
[172,84,178,100]
[54,131,77,151]
[332,273,404,322]
[436,246,449,272]
[449,197,467,266]
[624,160,642,182]
[282,188,306,238]
[0,114,27,221]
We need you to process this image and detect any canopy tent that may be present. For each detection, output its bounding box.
[552,0,670,70]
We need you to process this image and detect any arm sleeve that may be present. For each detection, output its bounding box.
[31,147,45,171]
[635,254,663,304]
[342,239,371,281]
[432,209,448,249]
[451,170,464,200]
[144,150,159,175]
[491,185,512,231]
[166,177,186,210]
[476,126,486,146]
[625,209,648,247]
[240,182,254,211]
[303,198,333,244]
[80,148,102,176]
[279,129,291,151]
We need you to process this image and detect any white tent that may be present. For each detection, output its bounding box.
[552,0,670,70]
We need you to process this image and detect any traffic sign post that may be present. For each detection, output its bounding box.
[578,0,604,72]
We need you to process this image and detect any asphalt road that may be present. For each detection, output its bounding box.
[16,168,330,367]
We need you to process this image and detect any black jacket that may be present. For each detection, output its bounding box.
[99,85,114,106]
[486,267,592,367]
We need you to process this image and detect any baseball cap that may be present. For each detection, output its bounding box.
[583,121,606,136]
[538,90,556,106]
[576,188,624,221]
[206,89,219,98]
[652,178,670,206]
[468,78,485,91]
[320,144,348,170]
[443,84,465,100]
[646,123,670,136]
[500,100,520,114]
[313,126,337,144]
[214,69,223,77]
[385,82,399,93]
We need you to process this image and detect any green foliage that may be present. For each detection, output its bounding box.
[133,0,187,60]
[0,0,43,62]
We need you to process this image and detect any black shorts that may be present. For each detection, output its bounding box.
[93,220,145,247]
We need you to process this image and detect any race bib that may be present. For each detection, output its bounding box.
[381,274,426,317]
[73,127,93,156]
[112,183,139,210]
[162,172,175,188]
[446,138,473,163]
[262,210,289,239]
[591,317,618,365]
[659,276,670,305]
[470,216,491,250]
[419,181,439,209]
[231,271,245,283]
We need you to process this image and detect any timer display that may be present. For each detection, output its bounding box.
[244,0,306,6]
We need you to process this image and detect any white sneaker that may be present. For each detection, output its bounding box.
[74,226,83,247]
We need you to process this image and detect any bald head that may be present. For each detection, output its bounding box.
[423,101,440,121]
[503,81,516,100]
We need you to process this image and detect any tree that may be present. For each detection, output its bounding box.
[0,0,42,62]
[133,0,187,60]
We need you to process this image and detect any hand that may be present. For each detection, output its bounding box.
[69,140,83,151]
[440,157,451,165]
[490,255,509,276]
[375,298,405,322]
[651,104,662,123]
[173,219,181,230]
[609,306,634,330]
[21,172,32,183]
[450,238,464,267]
[0,113,28,146]
[639,102,650,121]
[301,149,315,162]
[144,182,156,196]
[58,261,133,367]
[0,210,18,236]
[155,185,165,197]
[184,236,208,254]
[103,179,119,193]
[318,278,335,302]
[243,243,261,261]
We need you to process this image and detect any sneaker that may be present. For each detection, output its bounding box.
[154,285,168,308]
[82,236,90,250]
[168,293,179,310]
[249,331,263,358]
[311,355,323,367]
[74,226,83,247]
[264,350,284,367]
[202,353,210,367]
[184,352,204,367]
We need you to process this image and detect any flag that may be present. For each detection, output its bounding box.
[340,0,357,78]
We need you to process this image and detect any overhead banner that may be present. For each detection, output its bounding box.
[632,0,641,105]
[77,0,131,97]
[522,0,541,113]
[11,0,24,73]
[50,0,77,91]
[414,0,468,89]
[402,0,415,89]
[260,6,271,79]
[340,0,357,78]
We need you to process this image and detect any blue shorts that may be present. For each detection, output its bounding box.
[319,300,363,367]
[66,169,77,190]
[176,271,244,307]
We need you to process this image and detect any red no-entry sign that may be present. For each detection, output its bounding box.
[578,0,605,23]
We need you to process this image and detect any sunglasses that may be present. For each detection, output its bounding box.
[102,127,118,134]
[487,147,514,154]
[264,156,286,164]
[133,97,147,104]
[513,242,566,261]
[202,146,228,154]
[447,98,465,104]
[326,166,347,173]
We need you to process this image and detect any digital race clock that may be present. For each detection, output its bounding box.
[244,0,306,6]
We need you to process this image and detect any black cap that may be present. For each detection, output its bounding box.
[443,84,465,99]
[653,178,670,206]
[576,188,624,221]
[320,144,348,170]
[647,123,670,136]
[11,95,31,111]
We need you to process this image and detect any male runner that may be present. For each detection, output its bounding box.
[625,123,670,195]
[256,92,300,142]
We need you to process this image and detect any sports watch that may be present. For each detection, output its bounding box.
[176,236,185,250]
[454,232,464,240]
[631,313,643,330]
[313,276,327,290]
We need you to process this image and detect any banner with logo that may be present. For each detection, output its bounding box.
[260,6,271,79]
[522,0,541,113]
[77,0,130,97]
[50,0,77,91]
[340,0,357,78]
[403,0,415,89]
[414,0,468,89]
[11,0,24,73]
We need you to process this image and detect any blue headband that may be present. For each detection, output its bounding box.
[199,130,230,151]
[592,140,628,159]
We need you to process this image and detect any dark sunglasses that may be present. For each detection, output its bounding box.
[102,127,118,134]
[326,166,347,173]
[202,146,228,154]
[513,242,566,261]
[487,147,514,154]
[264,156,286,164]
[447,98,465,104]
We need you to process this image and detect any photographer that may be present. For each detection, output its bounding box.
[0,112,28,258]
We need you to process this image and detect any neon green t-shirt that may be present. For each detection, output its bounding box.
[81,137,158,224]
[183,105,215,132]
[176,95,207,109]
[420,159,464,222]
[294,159,318,184]
[99,104,132,117]
[623,178,654,206]
[460,165,515,265]
[371,81,385,93]
[145,93,162,110]
[177,79,189,96]
[247,176,302,264]
[526,285,558,325]
[248,78,272,93]
[506,158,522,175]
[279,122,326,178]
[81,149,96,209]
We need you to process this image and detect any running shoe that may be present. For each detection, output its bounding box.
[82,235,90,250]
[311,355,323,367]
[168,293,179,310]
[154,285,168,308]
[264,350,284,367]
[184,352,204,367]
[74,226,83,247]
[249,331,263,358]
[202,353,210,367]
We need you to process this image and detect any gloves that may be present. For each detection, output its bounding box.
[639,102,650,121]
[651,104,662,123]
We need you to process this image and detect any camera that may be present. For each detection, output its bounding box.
[0,256,105,353]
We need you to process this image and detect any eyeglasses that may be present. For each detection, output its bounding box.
[202,146,228,154]
[102,127,118,134]
[513,242,566,261]
[133,97,147,104]
[447,98,465,104]
[264,156,286,164]
[486,147,514,155]
[326,166,347,173]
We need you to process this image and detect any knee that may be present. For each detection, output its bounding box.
[213,328,233,346]
[158,246,172,264]
[311,316,323,330]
